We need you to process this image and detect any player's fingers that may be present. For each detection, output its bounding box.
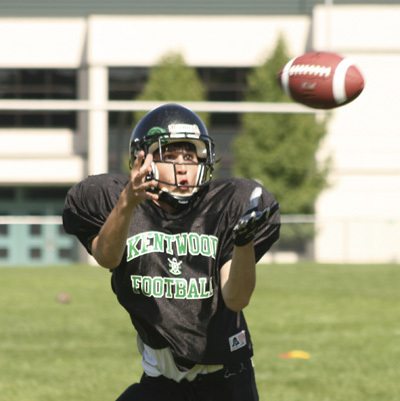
[143,179,158,192]
[128,180,157,201]
[133,178,156,192]
[130,153,153,186]
[139,153,154,176]
[131,151,145,175]
[132,154,153,184]
[145,192,159,202]
[144,183,159,201]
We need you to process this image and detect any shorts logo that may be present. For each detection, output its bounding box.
[229,330,247,352]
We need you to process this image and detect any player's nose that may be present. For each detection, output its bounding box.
[175,155,187,173]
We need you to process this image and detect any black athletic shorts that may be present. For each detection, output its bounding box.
[115,359,259,401]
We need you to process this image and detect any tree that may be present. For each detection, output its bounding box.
[121,52,209,172]
[134,52,208,124]
[233,35,329,215]
[233,36,329,252]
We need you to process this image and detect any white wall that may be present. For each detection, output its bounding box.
[313,5,400,262]
[0,129,77,156]
[87,15,309,67]
[0,128,85,184]
[0,15,309,68]
[313,5,400,52]
[0,18,86,67]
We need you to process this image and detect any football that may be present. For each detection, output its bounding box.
[278,51,365,109]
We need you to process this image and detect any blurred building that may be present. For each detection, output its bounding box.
[0,1,399,265]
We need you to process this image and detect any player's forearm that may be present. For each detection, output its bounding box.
[221,242,256,312]
[92,187,138,269]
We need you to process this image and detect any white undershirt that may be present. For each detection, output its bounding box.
[137,336,223,382]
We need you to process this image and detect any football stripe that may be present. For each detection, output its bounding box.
[332,58,353,105]
[280,57,296,98]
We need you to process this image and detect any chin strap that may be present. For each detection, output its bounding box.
[158,189,198,211]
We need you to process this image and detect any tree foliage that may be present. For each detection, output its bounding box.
[134,52,208,124]
[233,36,329,215]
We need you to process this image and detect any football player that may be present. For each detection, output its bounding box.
[63,103,280,401]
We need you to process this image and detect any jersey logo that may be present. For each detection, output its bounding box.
[168,257,182,275]
[229,330,247,352]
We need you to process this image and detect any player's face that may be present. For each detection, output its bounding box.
[153,142,199,194]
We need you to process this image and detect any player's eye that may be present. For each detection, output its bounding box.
[161,151,197,163]
[183,153,195,162]
[162,153,174,162]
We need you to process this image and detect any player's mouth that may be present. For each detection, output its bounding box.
[177,179,190,191]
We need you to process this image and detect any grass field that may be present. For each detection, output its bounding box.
[1,263,399,401]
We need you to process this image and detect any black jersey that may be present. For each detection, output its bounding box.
[63,174,280,370]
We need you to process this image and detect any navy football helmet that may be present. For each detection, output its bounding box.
[129,103,216,209]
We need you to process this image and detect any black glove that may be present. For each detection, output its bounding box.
[233,187,270,247]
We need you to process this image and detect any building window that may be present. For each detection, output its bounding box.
[197,67,249,127]
[108,66,250,108]
[108,66,250,176]
[58,248,73,259]
[0,225,8,236]
[30,248,42,259]
[24,187,69,201]
[0,248,8,258]
[29,225,42,236]
[0,69,77,129]
[109,68,148,100]
[0,187,16,200]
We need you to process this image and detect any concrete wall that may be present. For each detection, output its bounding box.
[0,128,84,184]
[313,5,400,262]
[87,15,309,67]
[0,18,86,67]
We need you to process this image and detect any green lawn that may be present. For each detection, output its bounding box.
[1,263,399,401]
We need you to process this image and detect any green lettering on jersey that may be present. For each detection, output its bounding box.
[126,235,142,261]
[164,277,175,298]
[142,276,152,296]
[153,231,165,252]
[188,233,200,255]
[164,234,174,255]
[174,233,188,256]
[126,231,219,261]
[209,236,218,259]
[200,235,211,257]
[174,278,187,299]
[152,277,164,298]
[141,233,150,253]
[186,278,200,299]
[198,277,213,298]
[130,275,142,294]
[130,275,214,300]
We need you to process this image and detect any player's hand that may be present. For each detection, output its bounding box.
[127,151,159,204]
[233,187,270,247]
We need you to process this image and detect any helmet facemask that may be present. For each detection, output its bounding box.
[131,135,215,209]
